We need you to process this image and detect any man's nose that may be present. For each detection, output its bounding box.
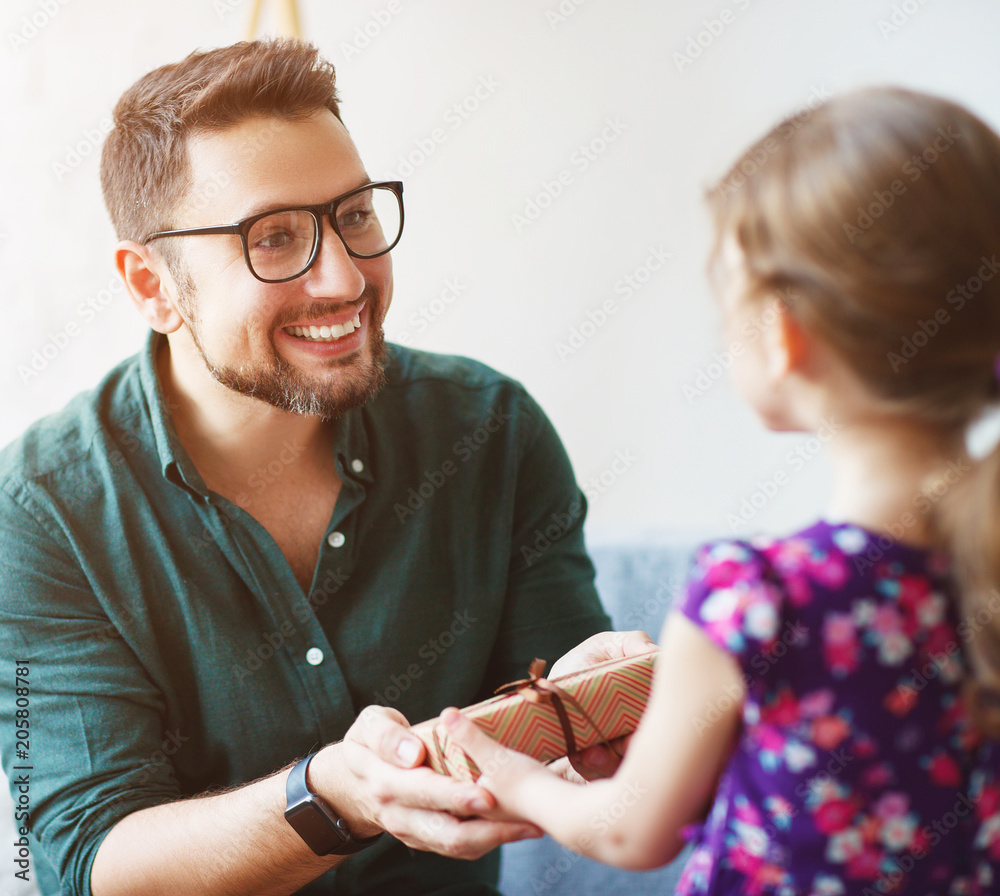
[302,217,366,300]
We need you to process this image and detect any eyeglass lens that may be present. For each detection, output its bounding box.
[246,185,401,281]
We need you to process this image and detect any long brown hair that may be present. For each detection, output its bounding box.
[707,86,1000,734]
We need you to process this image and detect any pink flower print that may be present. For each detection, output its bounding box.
[916,591,946,628]
[884,684,918,717]
[729,843,765,877]
[765,795,795,829]
[814,798,861,834]
[844,844,883,880]
[733,795,764,828]
[761,688,800,726]
[809,872,847,895]
[812,714,851,750]
[825,641,860,677]
[873,792,910,821]
[799,689,836,718]
[881,814,918,851]
[809,553,849,589]
[871,604,903,636]
[924,751,962,787]
[826,826,864,862]
[756,725,785,755]
[703,557,747,589]
[748,864,786,895]
[824,614,860,675]
[860,763,893,790]
[854,734,877,758]
[877,630,914,666]
[977,782,1000,819]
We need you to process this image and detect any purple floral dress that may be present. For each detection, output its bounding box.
[675,520,1000,895]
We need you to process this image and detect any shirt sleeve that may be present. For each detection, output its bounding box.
[481,390,611,694]
[0,483,180,896]
[677,539,786,677]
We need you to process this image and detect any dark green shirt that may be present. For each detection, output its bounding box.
[0,333,609,896]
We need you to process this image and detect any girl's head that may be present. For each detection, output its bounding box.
[707,86,1000,729]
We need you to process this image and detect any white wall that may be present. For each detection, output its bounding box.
[3,0,1000,551]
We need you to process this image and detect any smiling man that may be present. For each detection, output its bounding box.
[0,40,615,896]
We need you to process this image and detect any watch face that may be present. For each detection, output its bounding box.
[285,800,345,852]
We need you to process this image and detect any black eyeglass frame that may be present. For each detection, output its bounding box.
[142,180,404,284]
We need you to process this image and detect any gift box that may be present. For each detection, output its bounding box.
[412,651,658,782]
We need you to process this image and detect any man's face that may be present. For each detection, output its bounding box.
[166,110,393,420]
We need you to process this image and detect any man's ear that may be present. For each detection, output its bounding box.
[761,298,809,380]
[115,241,185,334]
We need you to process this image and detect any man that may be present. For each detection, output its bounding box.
[0,38,636,896]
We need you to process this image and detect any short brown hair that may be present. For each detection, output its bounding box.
[100,39,341,250]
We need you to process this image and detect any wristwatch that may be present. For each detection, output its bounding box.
[284,752,384,856]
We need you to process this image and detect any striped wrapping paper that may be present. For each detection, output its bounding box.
[412,651,658,782]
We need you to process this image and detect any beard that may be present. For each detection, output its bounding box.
[179,281,389,422]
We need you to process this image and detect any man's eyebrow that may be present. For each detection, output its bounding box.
[233,176,375,221]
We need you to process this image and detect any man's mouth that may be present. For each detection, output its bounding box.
[284,313,362,342]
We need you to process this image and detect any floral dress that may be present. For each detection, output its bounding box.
[675,520,1000,895]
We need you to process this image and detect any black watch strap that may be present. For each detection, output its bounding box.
[284,752,384,856]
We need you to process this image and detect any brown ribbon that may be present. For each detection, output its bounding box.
[493,658,623,760]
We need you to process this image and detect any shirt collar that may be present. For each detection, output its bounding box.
[139,330,375,495]
[139,331,211,498]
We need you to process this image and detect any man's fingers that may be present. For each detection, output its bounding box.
[348,704,426,768]
[386,808,542,860]
[549,630,656,678]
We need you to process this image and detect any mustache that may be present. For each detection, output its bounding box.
[273,283,380,329]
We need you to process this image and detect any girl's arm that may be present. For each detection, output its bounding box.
[443,611,745,870]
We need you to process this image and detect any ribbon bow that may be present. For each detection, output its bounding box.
[493,658,623,760]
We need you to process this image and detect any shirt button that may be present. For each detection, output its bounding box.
[306,648,324,666]
[351,458,364,474]
[327,531,346,548]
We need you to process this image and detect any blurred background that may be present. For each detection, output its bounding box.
[3,0,1000,547]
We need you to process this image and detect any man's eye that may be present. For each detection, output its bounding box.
[255,230,295,250]
[337,208,372,230]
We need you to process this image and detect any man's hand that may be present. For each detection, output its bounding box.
[549,630,656,780]
[314,705,542,860]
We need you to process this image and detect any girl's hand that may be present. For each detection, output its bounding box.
[441,707,560,824]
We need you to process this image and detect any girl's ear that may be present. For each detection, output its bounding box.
[114,241,185,334]
[761,298,809,380]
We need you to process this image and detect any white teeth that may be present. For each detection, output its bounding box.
[285,313,363,342]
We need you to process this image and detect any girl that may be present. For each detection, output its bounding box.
[444,86,1000,894]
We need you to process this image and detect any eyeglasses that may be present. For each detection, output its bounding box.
[143,181,404,283]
